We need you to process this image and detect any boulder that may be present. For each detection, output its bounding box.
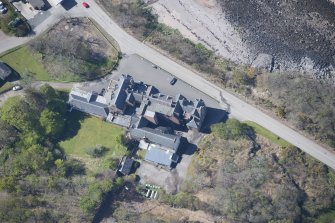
[251,53,274,72]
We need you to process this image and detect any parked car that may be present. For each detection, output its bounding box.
[170,77,177,85]
[82,2,89,8]
[12,85,22,91]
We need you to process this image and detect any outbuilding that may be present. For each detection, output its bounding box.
[118,156,134,175]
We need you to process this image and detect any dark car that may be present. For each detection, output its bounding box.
[170,77,177,85]
[82,2,89,8]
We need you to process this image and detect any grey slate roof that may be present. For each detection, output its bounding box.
[130,116,148,129]
[119,156,134,175]
[0,62,11,81]
[110,74,132,111]
[28,0,45,9]
[184,99,206,130]
[69,89,109,118]
[130,127,180,152]
[144,144,179,167]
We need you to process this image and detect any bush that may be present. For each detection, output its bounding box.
[211,119,253,140]
[80,180,113,213]
[86,145,109,158]
[159,191,203,211]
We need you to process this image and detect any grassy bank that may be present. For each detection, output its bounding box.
[0,46,50,81]
[244,121,292,147]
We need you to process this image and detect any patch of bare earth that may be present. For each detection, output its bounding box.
[126,200,215,223]
[48,18,118,59]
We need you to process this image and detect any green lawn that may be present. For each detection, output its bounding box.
[244,121,293,147]
[59,111,127,173]
[0,46,51,81]
[0,82,13,94]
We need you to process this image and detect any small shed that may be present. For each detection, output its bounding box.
[0,62,12,81]
[118,156,134,175]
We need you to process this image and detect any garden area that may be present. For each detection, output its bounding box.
[28,17,120,82]
[59,111,127,174]
[0,17,120,82]
[0,46,50,81]
[0,85,130,222]
[0,0,31,37]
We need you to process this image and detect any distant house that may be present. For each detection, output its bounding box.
[0,62,12,82]
[68,88,109,118]
[118,156,134,175]
[27,0,46,10]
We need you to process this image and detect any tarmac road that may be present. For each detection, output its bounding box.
[0,1,335,169]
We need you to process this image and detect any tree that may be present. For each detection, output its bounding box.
[211,119,253,140]
[0,96,39,133]
[39,109,65,139]
[0,120,18,149]
[25,89,47,113]
[39,84,57,101]
[12,144,54,177]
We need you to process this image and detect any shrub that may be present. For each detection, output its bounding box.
[211,119,253,140]
[86,145,109,158]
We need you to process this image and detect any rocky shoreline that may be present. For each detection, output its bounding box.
[150,0,335,82]
[219,0,335,81]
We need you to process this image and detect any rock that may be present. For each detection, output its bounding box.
[251,53,274,72]
[299,57,315,72]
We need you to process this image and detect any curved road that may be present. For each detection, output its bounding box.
[1,1,335,170]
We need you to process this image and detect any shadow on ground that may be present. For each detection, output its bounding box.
[61,0,77,11]
[170,137,197,169]
[60,110,87,141]
[201,107,228,133]
[92,181,145,223]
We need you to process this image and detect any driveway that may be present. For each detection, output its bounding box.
[136,130,201,193]
[0,81,74,107]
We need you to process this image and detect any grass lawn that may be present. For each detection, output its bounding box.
[59,111,127,174]
[244,121,293,147]
[0,46,51,81]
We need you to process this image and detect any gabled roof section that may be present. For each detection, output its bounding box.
[110,74,132,110]
[119,156,134,175]
[144,144,179,167]
[28,0,45,9]
[129,127,180,152]
[68,88,109,118]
